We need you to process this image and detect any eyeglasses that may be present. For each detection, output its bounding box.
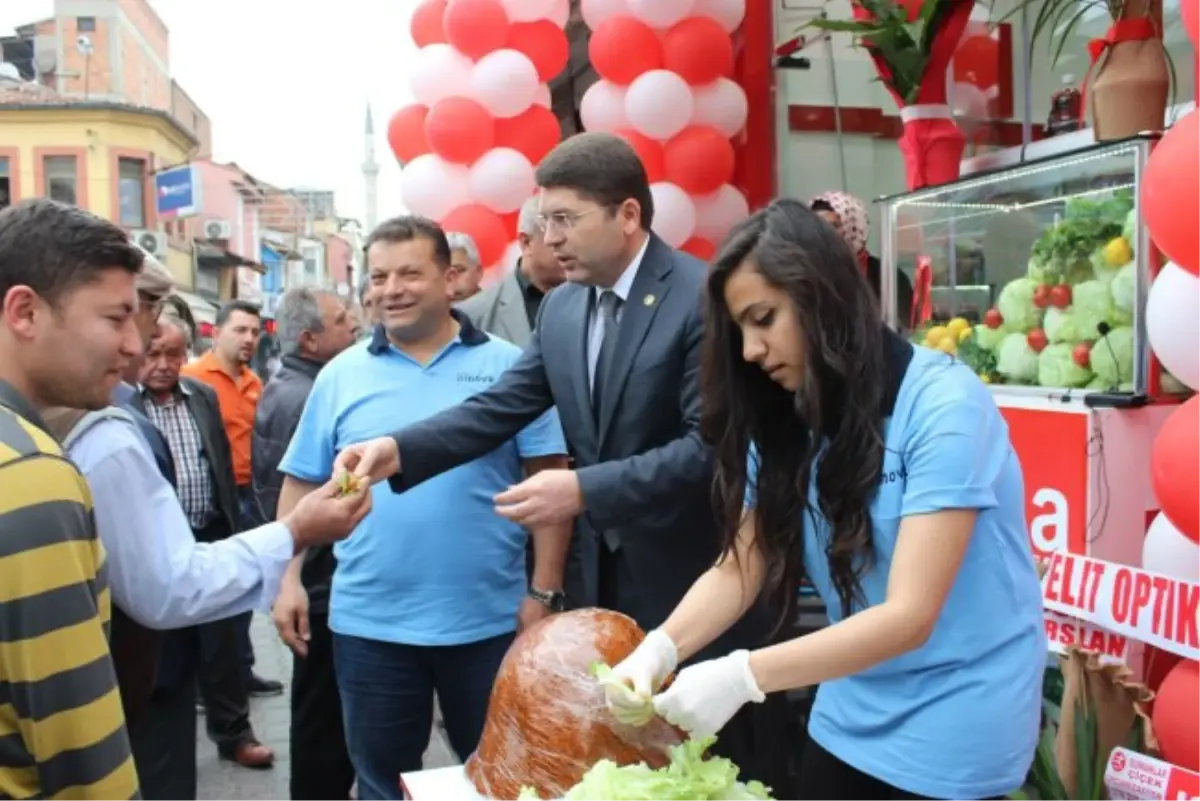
[138,292,165,317]
[535,206,605,234]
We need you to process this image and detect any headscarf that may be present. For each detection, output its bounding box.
[810,190,870,268]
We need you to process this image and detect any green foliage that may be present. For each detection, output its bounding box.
[1031,192,1134,286]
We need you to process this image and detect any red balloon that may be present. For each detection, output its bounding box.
[387,104,430,164]
[662,17,734,86]
[495,105,561,164]
[1151,395,1199,542]
[443,204,509,267]
[681,237,716,261]
[664,125,736,195]
[411,0,448,47]
[613,128,666,183]
[425,98,495,164]
[1183,0,1199,49]
[443,0,509,60]
[589,16,663,85]
[506,20,569,82]
[499,210,520,239]
[1152,659,1199,772]
[1142,110,1199,275]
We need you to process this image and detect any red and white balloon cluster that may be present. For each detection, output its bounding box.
[387,0,569,270]
[579,0,751,260]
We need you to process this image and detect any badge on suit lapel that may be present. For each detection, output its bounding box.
[643,294,656,307]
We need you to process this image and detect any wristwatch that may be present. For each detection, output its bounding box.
[528,587,566,612]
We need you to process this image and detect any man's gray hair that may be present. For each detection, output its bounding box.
[517,195,544,236]
[157,304,193,350]
[135,244,175,299]
[276,287,328,356]
[445,232,480,267]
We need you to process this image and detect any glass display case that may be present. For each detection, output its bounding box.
[878,135,1159,397]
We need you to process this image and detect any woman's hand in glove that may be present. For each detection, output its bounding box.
[603,629,678,726]
[651,650,766,738]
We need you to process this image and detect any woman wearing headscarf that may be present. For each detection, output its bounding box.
[809,191,914,326]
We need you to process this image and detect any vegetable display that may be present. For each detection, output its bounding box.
[912,194,1138,390]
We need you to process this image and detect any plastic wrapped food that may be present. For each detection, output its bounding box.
[466,609,684,800]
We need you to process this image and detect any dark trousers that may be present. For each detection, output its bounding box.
[291,613,355,800]
[235,485,259,679]
[129,681,199,800]
[197,614,255,752]
[332,630,515,801]
[796,734,1006,800]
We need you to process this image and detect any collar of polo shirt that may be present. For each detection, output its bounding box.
[367,308,489,356]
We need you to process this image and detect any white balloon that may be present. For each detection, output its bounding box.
[625,70,694,140]
[692,78,749,138]
[693,184,749,243]
[1142,512,1200,581]
[549,0,570,27]
[469,148,537,214]
[650,182,697,248]
[401,154,473,222]
[534,83,552,107]
[580,79,629,133]
[409,44,474,108]
[693,0,746,32]
[580,0,629,29]
[471,49,540,119]
[1146,262,1200,391]
[628,0,695,27]
[501,0,557,22]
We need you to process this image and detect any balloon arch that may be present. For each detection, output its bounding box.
[389,0,760,272]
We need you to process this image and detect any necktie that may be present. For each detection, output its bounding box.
[592,291,622,418]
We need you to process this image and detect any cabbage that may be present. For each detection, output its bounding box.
[521,736,773,800]
[997,333,1040,383]
[1110,262,1136,326]
[1038,343,1093,388]
[1043,308,1082,344]
[1072,280,1115,340]
[997,278,1044,333]
[1027,255,1050,284]
[973,324,1008,352]
[1091,247,1122,283]
[1090,326,1135,388]
[1122,208,1136,243]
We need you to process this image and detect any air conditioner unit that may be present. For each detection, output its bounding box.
[132,229,167,256]
[204,219,232,240]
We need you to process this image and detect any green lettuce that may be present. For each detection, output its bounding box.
[1043,308,1080,345]
[1071,280,1115,341]
[997,333,1040,384]
[973,324,1008,352]
[1110,263,1136,326]
[1037,344,1093,388]
[1090,326,1135,389]
[997,278,1044,333]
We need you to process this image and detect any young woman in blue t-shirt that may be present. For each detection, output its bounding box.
[605,199,1045,800]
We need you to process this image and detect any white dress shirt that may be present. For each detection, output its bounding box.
[588,236,649,388]
[68,416,294,629]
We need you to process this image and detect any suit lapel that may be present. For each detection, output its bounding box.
[495,275,532,345]
[598,237,673,444]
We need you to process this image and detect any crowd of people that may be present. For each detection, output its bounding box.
[0,130,1045,801]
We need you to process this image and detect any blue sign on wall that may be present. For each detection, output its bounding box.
[154,164,200,219]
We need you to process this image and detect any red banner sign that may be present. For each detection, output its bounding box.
[1043,610,1129,662]
[1042,551,1200,660]
[1106,747,1200,800]
[999,406,1091,558]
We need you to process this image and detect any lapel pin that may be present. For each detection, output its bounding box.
[643,294,656,307]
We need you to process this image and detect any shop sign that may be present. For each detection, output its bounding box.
[998,406,1090,558]
[1105,747,1199,800]
[1042,550,1199,660]
[154,164,201,219]
[1043,610,1128,663]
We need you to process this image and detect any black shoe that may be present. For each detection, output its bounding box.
[245,673,284,697]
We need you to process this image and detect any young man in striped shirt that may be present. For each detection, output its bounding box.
[0,198,145,799]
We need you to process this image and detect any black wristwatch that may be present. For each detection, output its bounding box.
[528,587,566,612]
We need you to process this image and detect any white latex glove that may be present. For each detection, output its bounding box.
[604,629,678,726]
[651,650,766,739]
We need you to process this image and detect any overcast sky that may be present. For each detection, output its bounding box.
[0,0,416,223]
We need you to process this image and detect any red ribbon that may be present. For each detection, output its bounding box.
[910,256,934,330]
[1079,17,1158,125]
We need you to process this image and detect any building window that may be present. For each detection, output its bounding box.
[43,155,78,205]
[117,157,146,227]
[77,16,96,32]
[0,158,10,210]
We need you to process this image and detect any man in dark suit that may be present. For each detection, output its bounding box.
[335,132,781,782]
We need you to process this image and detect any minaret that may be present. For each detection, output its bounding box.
[362,103,380,233]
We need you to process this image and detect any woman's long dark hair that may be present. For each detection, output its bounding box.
[701,198,889,630]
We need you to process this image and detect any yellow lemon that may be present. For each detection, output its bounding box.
[957,327,973,343]
[924,325,949,346]
[935,336,958,354]
[1104,236,1132,267]
[946,317,971,337]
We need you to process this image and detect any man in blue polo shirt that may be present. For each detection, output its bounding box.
[274,216,571,801]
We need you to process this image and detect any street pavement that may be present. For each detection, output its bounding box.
[197,613,459,800]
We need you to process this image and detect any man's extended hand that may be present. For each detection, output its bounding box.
[333,436,400,486]
[494,469,583,526]
[284,476,373,551]
[272,574,310,657]
[517,597,552,634]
